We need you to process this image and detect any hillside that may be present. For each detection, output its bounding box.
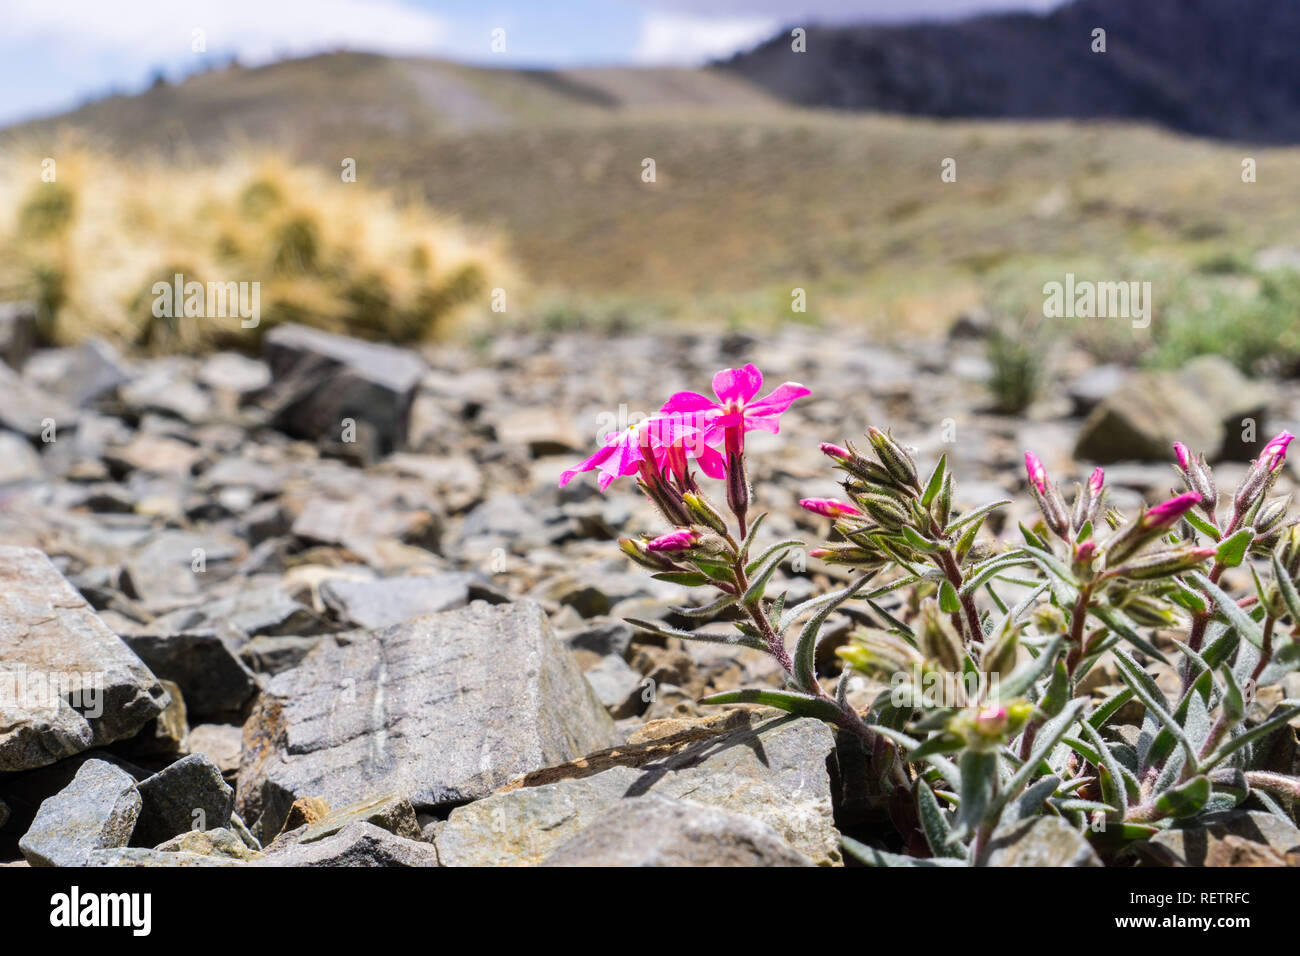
[722,0,1300,144]
[7,50,1300,335]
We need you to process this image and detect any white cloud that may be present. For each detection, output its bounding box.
[633,12,778,65]
[4,0,446,66]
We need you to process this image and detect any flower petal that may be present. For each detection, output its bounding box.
[712,364,763,405]
[660,391,718,415]
[744,382,810,417]
[692,441,727,479]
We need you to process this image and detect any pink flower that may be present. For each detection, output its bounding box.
[559,415,697,490]
[799,497,862,518]
[646,529,700,553]
[661,364,810,457]
[1024,451,1049,495]
[1142,491,1201,530]
[819,442,852,462]
[1259,430,1295,474]
[1088,467,1105,496]
[1173,442,1192,471]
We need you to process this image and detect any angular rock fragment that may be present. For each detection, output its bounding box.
[436,711,841,866]
[255,822,438,867]
[19,759,142,866]
[237,601,618,838]
[540,794,813,867]
[319,573,470,629]
[0,547,168,771]
[133,754,235,848]
[984,817,1103,867]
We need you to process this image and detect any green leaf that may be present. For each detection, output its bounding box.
[1205,699,1300,770]
[1272,551,1300,623]
[1182,508,1222,542]
[996,637,1062,699]
[793,575,873,693]
[939,579,961,614]
[1088,605,1169,664]
[737,511,767,563]
[1153,775,1211,819]
[960,553,1034,598]
[696,687,846,723]
[1215,528,1254,568]
[916,780,964,858]
[1189,570,1267,650]
[625,618,765,651]
[989,698,1089,824]
[1087,687,1134,730]
[945,499,1012,537]
[841,837,967,867]
[1080,721,1128,819]
[778,570,890,633]
[957,751,997,832]
[868,724,961,791]
[650,571,710,586]
[921,454,947,508]
[1112,648,1199,773]
[668,593,737,619]
[902,525,941,553]
[741,543,799,605]
[744,539,802,577]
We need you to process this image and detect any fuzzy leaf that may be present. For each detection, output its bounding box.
[1215,528,1254,568]
[1153,775,1211,818]
[669,593,738,619]
[1189,570,1267,650]
[626,618,764,651]
[696,687,845,722]
[921,455,947,509]
[793,574,873,693]
[1080,721,1128,819]
[841,837,967,867]
[916,780,964,858]
[1205,699,1300,770]
[1112,648,1198,772]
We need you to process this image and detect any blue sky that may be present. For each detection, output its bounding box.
[0,0,1064,125]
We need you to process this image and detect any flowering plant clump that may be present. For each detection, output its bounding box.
[563,365,1300,866]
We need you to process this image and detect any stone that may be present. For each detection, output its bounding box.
[495,407,583,456]
[155,827,261,861]
[540,793,813,867]
[436,711,842,866]
[319,573,470,629]
[19,760,142,867]
[105,434,201,476]
[198,352,271,394]
[133,754,235,848]
[122,678,188,758]
[583,654,646,718]
[0,300,37,368]
[0,361,78,439]
[22,338,129,406]
[263,324,426,457]
[282,793,421,846]
[280,797,331,834]
[86,847,240,866]
[1178,355,1273,461]
[0,431,43,484]
[0,547,168,771]
[291,497,442,556]
[236,601,619,838]
[122,630,258,723]
[562,618,634,659]
[1141,811,1300,866]
[984,816,1103,867]
[186,723,243,776]
[255,822,438,867]
[1067,363,1126,417]
[239,635,324,675]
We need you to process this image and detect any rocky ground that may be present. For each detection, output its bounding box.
[1,305,1299,867]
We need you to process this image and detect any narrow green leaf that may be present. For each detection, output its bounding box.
[958,751,997,832]
[1182,508,1222,542]
[945,499,1012,537]
[1189,570,1267,650]
[1272,551,1300,624]
[669,593,737,619]
[1205,700,1300,770]
[1153,775,1211,818]
[939,579,961,614]
[1088,605,1169,664]
[793,575,873,692]
[697,687,846,722]
[625,618,765,651]
[744,539,802,577]
[1216,528,1254,568]
[921,454,947,508]
[916,780,963,858]
[1080,721,1128,819]
[841,837,967,867]
[1112,648,1198,772]
[737,511,767,563]
[650,571,710,586]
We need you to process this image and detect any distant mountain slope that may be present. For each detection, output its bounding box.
[721,0,1300,142]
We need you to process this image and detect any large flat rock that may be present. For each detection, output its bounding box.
[19,759,141,866]
[236,600,618,838]
[435,711,842,866]
[0,547,168,771]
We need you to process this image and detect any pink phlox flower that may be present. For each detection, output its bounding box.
[646,529,700,553]
[799,497,862,518]
[1144,491,1201,530]
[1260,430,1296,473]
[1024,451,1049,495]
[661,364,810,454]
[559,415,698,490]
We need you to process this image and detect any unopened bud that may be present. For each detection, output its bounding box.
[682,492,729,535]
[866,426,919,491]
[799,497,862,519]
[1111,546,1216,580]
[646,529,701,553]
[857,492,910,531]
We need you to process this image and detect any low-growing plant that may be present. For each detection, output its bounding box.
[562,364,1300,866]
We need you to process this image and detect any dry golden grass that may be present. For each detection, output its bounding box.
[0,142,514,351]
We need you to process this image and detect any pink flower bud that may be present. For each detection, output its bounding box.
[1173,442,1192,471]
[974,705,1008,734]
[1088,467,1105,496]
[799,497,862,518]
[808,548,832,559]
[1142,491,1201,531]
[819,442,852,462]
[1074,540,1097,564]
[1024,451,1049,495]
[646,529,700,553]
[1260,430,1295,474]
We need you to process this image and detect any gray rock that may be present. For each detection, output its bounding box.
[320,573,470,629]
[562,618,634,659]
[1141,810,1300,866]
[133,754,235,848]
[255,822,438,867]
[1067,363,1126,416]
[154,827,261,860]
[0,431,43,484]
[277,793,422,846]
[540,794,814,867]
[983,816,1103,867]
[239,635,324,675]
[263,324,426,457]
[122,630,258,723]
[151,586,328,638]
[19,759,142,866]
[86,847,241,866]
[0,361,78,439]
[236,601,619,838]
[198,352,271,394]
[0,547,168,771]
[21,338,128,406]
[0,300,36,368]
[1075,358,1272,463]
[436,712,841,866]
[583,654,646,718]
[185,723,243,776]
